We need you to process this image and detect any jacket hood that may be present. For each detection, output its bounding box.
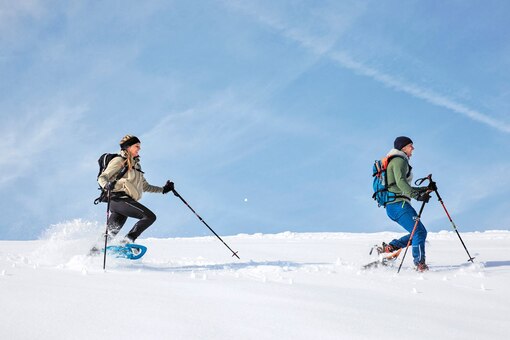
[386,148,409,161]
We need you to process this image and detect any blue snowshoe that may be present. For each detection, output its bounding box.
[105,243,147,260]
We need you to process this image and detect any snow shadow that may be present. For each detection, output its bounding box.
[483,260,510,268]
[427,261,482,272]
[131,260,328,273]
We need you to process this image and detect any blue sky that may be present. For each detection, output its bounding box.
[1,0,510,240]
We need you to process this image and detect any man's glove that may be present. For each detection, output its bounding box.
[162,180,175,194]
[105,181,116,191]
[416,191,430,203]
[428,181,437,192]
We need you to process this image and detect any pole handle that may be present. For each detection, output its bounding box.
[414,174,432,186]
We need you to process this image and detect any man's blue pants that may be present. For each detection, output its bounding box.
[386,201,427,265]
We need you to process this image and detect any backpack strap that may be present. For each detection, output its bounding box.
[114,162,129,181]
[105,155,129,181]
[94,156,128,205]
[385,155,412,202]
[384,155,408,185]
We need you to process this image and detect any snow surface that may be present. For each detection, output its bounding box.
[1,220,509,340]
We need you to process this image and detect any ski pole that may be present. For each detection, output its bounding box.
[397,198,428,273]
[103,188,112,270]
[396,174,432,273]
[432,189,475,263]
[172,189,240,259]
[397,174,432,273]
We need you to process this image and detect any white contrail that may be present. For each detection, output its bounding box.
[330,52,510,133]
[228,1,510,134]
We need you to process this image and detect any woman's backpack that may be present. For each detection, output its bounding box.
[93,153,127,205]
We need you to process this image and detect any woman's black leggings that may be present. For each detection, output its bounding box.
[107,197,156,242]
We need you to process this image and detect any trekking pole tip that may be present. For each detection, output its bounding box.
[232,251,240,259]
[369,245,377,255]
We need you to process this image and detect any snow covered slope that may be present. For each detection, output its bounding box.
[1,221,509,340]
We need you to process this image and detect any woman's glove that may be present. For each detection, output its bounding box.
[105,181,116,191]
[162,180,175,194]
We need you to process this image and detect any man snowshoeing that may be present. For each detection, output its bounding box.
[377,136,433,272]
